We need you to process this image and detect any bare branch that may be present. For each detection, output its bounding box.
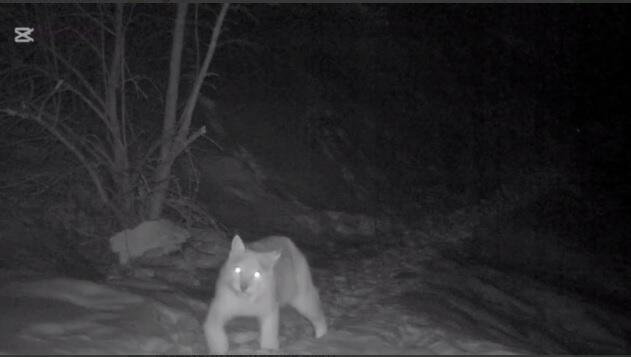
[81,133,115,169]
[0,108,112,212]
[231,4,258,25]
[174,125,207,158]
[14,64,109,129]
[58,81,108,125]
[41,42,106,111]
[194,4,201,72]
[139,137,163,168]
[159,2,189,164]
[201,133,225,152]
[69,28,103,58]
[174,3,230,154]
[73,3,116,36]
[104,3,125,149]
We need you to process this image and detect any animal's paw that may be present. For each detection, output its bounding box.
[315,321,327,338]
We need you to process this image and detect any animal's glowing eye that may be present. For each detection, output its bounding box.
[253,271,261,279]
[234,267,241,274]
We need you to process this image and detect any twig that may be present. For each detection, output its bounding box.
[0,107,124,222]
[174,125,207,158]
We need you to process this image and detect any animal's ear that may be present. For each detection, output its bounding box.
[230,235,246,255]
[268,250,281,266]
[260,250,281,269]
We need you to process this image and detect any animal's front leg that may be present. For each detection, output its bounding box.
[203,305,229,354]
[259,310,280,350]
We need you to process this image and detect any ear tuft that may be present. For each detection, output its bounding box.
[269,250,281,265]
[230,234,246,255]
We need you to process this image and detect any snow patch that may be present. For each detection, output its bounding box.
[0,277,208,354]
[1,278,143,311]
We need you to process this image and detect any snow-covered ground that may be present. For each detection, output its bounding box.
[1,230,629,355]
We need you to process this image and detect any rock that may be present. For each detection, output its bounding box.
[109,219,190,265]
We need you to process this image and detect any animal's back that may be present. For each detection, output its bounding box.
[248,235,315,306]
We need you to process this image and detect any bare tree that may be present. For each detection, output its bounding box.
[149,2,230,219]
[0,3,231,230]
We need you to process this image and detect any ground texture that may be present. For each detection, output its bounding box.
[1,230,629,355]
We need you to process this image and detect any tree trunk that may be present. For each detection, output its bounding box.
[107,4,134,225]
[147,3,188,220]
[148,3,230,221]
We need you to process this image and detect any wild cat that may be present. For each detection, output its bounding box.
[203,235,327,354]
